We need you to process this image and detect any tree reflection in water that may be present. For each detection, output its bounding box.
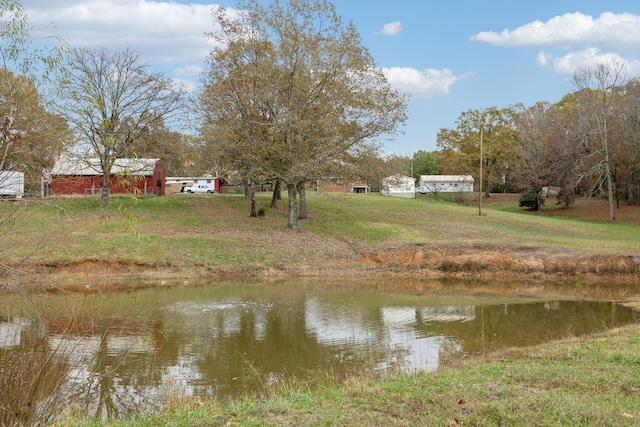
[2,279,639,421]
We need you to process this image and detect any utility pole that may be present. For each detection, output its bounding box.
[479,128,483,216]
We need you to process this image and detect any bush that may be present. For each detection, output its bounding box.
[556,189,575,208]
[519,190,544,211]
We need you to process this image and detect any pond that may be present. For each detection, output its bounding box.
[1,278,639,419]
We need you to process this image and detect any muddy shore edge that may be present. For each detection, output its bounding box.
[14,246,640,292]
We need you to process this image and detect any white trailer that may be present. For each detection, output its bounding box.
[417,175,474,194]
[381,174,416,198]
[0,171,25,199]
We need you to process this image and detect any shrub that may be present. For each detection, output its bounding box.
[519,190,544,211]
[556,189,575,208]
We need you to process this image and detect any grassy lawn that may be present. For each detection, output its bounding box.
[3,191,639,271]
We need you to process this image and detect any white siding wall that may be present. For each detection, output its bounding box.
[381,175,416,198]
[418,175,474,193]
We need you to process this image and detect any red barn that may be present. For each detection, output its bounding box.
[51,158,165,197]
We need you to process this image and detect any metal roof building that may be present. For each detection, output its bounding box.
[51,158,165,197]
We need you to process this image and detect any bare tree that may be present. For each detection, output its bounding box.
[57,46,186,206]
[573,59,626,221]
[511,102,557,210]
[613,79,640,205]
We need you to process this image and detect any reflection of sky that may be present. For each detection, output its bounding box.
[418,306,476,323]
[0,319,29,348]
[382,307,455,373]
[48,334,157,394]
[8,290,636,419]
[304,301,468,373]
[161,355,207,397]
[254,309,267,341]
[25,333,165,418]
[305,297,378,345]
[168,299,271,339]
[170,300,245,337]
[381,330,446,373]
[49,335,153,358]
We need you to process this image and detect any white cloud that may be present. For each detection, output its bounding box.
[172,77,199,94]
[20,0,234,93]
[175,65,204,78]
[536,48,640,76]
[380,21,402,36]
[382,67,473,98]
[173,65,204,92]
[472,11,640,78]
[23,0,223,63]
[471,11,640,54]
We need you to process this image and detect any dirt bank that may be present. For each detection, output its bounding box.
[15,245,640,292]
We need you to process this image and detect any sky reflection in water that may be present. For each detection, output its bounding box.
[2,279,639,418]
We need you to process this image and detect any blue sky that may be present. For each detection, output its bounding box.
[21,0,640,156]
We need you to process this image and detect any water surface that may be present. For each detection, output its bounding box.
[2,278,639,418]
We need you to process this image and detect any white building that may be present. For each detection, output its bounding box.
[417,175,474,194]
[0,171,24,199]
[381,175,416,198]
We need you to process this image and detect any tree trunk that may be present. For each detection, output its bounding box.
[626,162,634,204]
[602,122,616,220]
[537,191,543,212]
[297,180,307,219]
[96,323,117,418]
[286,179,299,230]
[270,178,281,208]
[627,164,637,205]
[249,178,257,217]
[243,177,250,198]
[605,164,616,220]
[100,170,110,207]
[484,179,490,198]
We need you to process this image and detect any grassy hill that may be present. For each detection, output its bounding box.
[2,191,639,288]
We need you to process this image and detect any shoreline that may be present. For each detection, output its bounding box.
[14,245,640,293]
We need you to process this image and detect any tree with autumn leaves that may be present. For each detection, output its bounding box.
[434,60,640,220]
[512,61,640,218]
[0,0,68,193]
[437,106,518,197]
[200,0,407,229]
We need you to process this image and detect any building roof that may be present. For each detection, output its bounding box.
[166,176,216,182]
[383,174,416,183]
[51,158,160,176]
[419,175,474,183]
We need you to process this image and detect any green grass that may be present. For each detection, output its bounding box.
[304,192,640,250]
[2,192,640,271]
